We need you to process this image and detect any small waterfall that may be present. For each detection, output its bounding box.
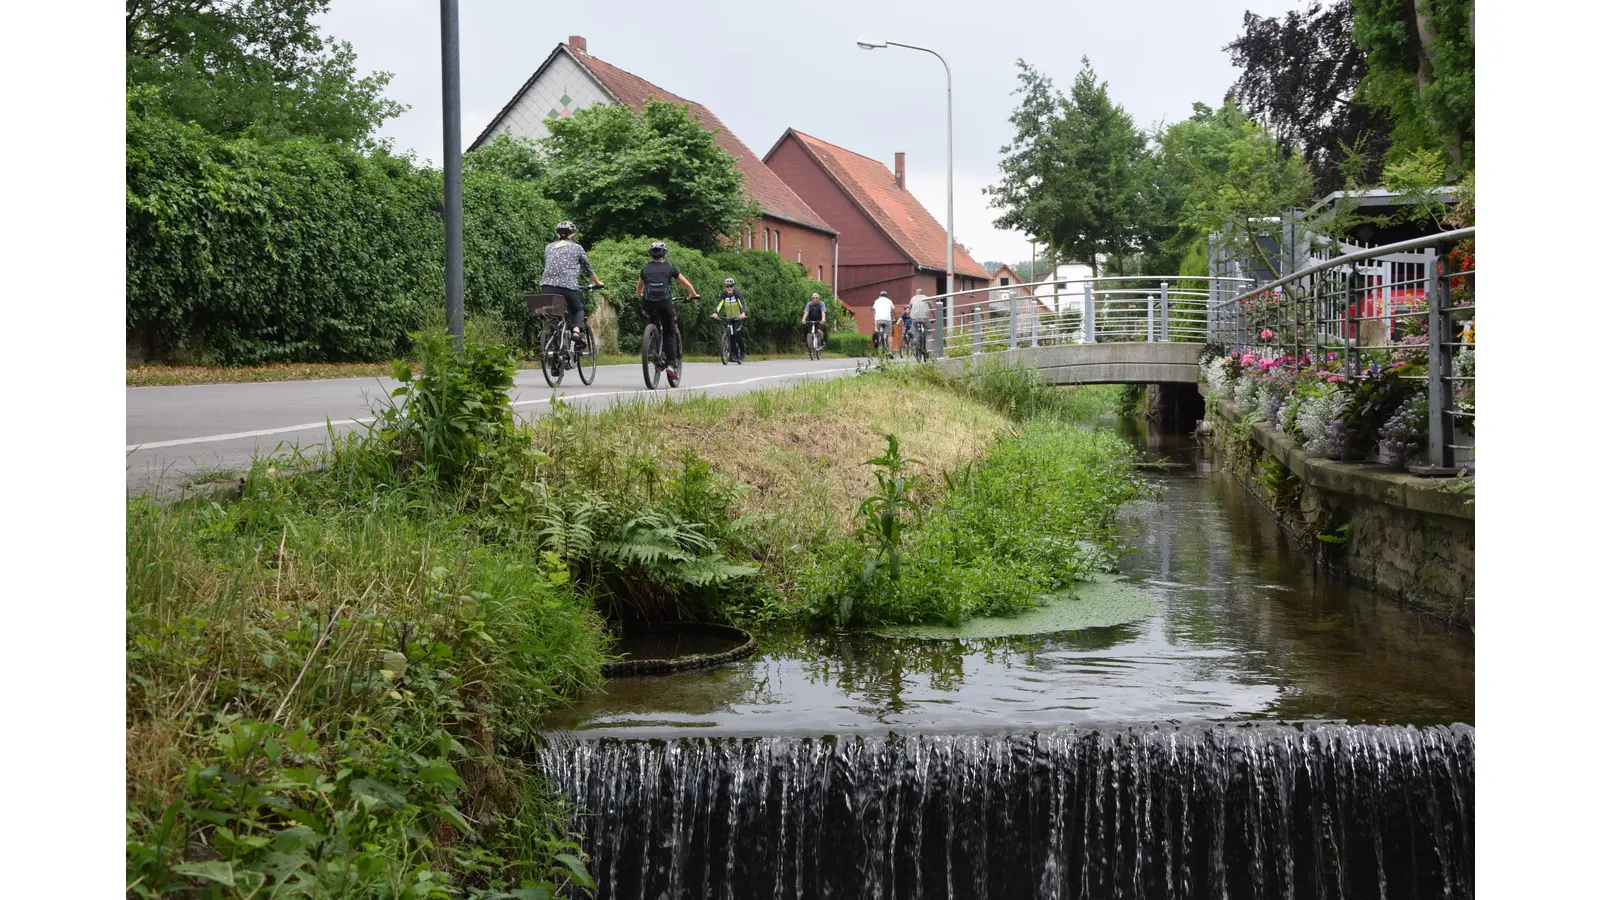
[538,724,1473,900]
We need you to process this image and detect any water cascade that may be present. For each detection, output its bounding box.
[539,723,1473,899]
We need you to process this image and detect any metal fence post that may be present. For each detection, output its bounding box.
[1159,282,1169,341]
[1083,283,1095,343]
[1009,291,1018,349]
[934,300,945,359]
[1422,248,1456,472]
[974,296,985,354]
[1031,302,1039,347]
[1145,296,1155,342]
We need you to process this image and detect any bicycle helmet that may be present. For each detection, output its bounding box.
[555,220,577,238]
[648,241,668,259]
[878,290,890,297]
[725,278,736,287]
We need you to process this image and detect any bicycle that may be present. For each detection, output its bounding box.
[910,319,931,363]
[526,284,600,388]
[640,292,696,390]
[712,314,745,366]
[874,321,892,359]
[804,321,825,361]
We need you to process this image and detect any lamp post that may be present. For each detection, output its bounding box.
[440,0,464,347]
[857,37,954,336]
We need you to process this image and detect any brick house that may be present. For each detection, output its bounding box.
[763,129,993,333]
[470,37,838,286]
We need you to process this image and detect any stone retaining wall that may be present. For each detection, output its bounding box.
[1201,386,1474,628]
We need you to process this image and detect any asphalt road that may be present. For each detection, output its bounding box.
[126,357,863,495]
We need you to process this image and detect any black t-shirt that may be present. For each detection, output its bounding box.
[640,261,679,300]
[804,300,825,322]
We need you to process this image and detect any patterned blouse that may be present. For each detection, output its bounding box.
[540,240,595,290]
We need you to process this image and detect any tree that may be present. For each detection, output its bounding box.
[541,101,758,253]
[1226,0,1394,195]
[1152,101,1314,279]
[125,0,405,145]
[1351,0,1474,168]
[987,58,1156,276]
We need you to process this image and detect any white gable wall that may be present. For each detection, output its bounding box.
[481,51,613,145]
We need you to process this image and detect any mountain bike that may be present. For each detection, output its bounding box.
[874,321,892,360]
[713,314,745,365]
[641,292,695,390]
[804,321,824,361]
[526,284,600,388]
[910,319,930,363]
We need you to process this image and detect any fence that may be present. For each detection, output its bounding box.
[1207,227,1476,473]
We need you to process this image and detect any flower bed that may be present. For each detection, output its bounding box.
[1199,336,1473,469]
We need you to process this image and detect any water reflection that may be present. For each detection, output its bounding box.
[543,417,1474,736]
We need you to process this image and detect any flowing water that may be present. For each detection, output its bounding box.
[535,417,1475,898]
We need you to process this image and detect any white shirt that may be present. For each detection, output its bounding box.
[872,296,894,322]
[908,294,930,321]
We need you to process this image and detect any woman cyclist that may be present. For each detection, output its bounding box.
[636,242,699,380]
[539,221,604,343]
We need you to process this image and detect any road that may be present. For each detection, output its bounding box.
[126,357,862,495]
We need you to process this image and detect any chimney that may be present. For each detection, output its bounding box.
[568,35,588,54]
[894,152,905,189]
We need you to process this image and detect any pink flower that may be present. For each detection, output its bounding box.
[1261,328,1274,340]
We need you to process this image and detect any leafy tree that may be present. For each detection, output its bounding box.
[465,134,546,183]
[125,0,405,145]
[987,58,1156,276]
[1351,0,1474,168]
[1152,101,1314,278]
[542,101,759,252]
[707,250,850,352]
[1226,0,1394,195]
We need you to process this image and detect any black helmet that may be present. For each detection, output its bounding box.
[724,278,736,287]
[555,220,577,238]
[648,241,668,259]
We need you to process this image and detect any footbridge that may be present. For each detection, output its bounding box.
[932,341,1203,385]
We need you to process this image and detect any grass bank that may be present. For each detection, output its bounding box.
[126,335,1130,895]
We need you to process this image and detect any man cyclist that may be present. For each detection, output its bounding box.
[711,278,748,363]
[906,287,932,357]
[871,290,894,353]
[540,221,604,343]
[800,291,827,351]
[635,242,699,379]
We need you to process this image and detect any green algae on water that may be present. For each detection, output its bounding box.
[870,573,1159,639]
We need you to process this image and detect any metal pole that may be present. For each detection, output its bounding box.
[945,57,954,338]
[1159,282,1169,341]
[440,0,464,348]
[1146,296,1155,342]
[1082,282,1095,344]
[1422,248,1455,472]
[1009,291,1018,349]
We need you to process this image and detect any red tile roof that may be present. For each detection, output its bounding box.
[778,130,991,280]
[569,48,835,235]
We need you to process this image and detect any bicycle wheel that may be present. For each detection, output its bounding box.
[577,326,598,385]
[641,324,660,390]
[539,322,564,388]
[719,329,730,365]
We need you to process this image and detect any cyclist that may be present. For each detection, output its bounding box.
[635,242,699,379]
[540,221,604,343]
[800,291,827,351]
[906,287,932,357]
[871,290,894,353]
[897,306,913,357]
[711,278,748,363]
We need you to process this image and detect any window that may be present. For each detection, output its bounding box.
[764,228,770,250]
[1000,277,1010,286]
[818,265,824,281]
[774,230,781,254]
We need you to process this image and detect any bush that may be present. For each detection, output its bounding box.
[587,237,724,355]
[707,249,850,353]
[126,104,559,365]
[828,331,872,358]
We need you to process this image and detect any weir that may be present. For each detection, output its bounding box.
[540,724,1473,900]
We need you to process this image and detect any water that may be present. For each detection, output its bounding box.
[541,724,1474,899]
[535,417,1475,897]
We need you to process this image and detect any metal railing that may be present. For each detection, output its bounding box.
[918,275,1255,358]
[1206,227,1475,473]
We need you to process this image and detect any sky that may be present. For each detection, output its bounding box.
[318,0,1303,264]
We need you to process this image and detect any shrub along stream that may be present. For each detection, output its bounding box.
[125,335,1138,896]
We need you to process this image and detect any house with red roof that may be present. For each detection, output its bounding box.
[470,36,838,287]
[763,129,994,332]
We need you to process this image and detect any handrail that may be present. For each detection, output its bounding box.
[1227,227,1474,305]
[929,273,1255,306]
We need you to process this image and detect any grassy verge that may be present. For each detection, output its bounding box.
[126,334,1129,894]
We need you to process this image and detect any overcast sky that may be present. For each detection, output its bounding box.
[319,0,1302,263]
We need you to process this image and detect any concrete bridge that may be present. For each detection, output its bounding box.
[932,341,1203,385]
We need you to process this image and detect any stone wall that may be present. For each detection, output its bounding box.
[1201,387,1474,628]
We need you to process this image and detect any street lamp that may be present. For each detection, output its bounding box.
[857,37,954,336]
[440,0,464,347]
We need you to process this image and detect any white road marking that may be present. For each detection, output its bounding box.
[125,365,858,452]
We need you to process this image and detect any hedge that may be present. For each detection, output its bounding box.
[126,105,559,365]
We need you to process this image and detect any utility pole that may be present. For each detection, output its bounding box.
[440,0,465,347]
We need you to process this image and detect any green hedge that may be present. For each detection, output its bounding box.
[126,105,559,365]
[827,331,872,358]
